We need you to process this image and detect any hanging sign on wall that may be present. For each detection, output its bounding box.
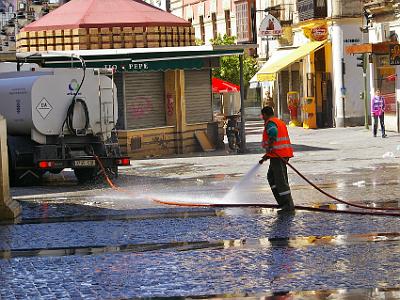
[259,14,282,37]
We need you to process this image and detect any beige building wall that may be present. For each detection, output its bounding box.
[171,0,237,45]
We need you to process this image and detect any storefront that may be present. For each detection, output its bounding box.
[253,38,331,128]
[18,46,244,158]
[255,18,367,129]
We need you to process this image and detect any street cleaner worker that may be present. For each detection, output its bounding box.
[259,106,295,213]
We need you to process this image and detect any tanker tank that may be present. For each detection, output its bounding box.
[0,68,117,142]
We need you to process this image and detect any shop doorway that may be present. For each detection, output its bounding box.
[314,47,333,128]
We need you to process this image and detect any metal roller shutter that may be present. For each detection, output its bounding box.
[124,72,166,129]
[185,70,212,124]
[113,72,125,129]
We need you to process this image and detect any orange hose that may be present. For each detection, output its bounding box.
[270,151,400,211]
[94,154,400,217]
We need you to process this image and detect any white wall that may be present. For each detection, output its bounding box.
[331,20,367,126]
[341,21,367,120]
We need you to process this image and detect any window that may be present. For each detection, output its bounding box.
[225,10,231,36]
[235,1,249,42]
[212,13,217,39]
[199,15,205,44]
[188,18,192,24]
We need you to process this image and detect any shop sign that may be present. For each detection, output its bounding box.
[259,14,282,37]
[304,24,328,41]
[257,72,276,82]
[311,25,328,41]
[389,44,400,65]
[302,21,328,41]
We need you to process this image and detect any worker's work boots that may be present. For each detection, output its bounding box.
[277,194,295,214]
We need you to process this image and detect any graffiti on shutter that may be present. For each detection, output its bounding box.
[131,96,154,119]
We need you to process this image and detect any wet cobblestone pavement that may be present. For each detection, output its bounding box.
[3,209,400,299]
[2,125,400,299]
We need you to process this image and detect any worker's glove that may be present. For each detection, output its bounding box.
[259,155,269,165]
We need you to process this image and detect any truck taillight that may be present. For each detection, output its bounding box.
[116,158,130,166]
[38,161,55,168]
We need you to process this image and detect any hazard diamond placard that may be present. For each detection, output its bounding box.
[36,97,53,119]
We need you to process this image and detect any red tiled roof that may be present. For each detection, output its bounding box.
[21,0,190,32]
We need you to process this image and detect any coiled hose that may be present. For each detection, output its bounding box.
[65,98,90,134]
[60,55,87,136]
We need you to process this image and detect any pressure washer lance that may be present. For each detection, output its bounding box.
[259,151,400,212]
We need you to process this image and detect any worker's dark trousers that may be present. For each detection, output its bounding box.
[267,157,294,210]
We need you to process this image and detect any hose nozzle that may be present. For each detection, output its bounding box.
[259,155,269,165]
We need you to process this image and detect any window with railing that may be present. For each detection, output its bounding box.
[297,0,327,21]
[236,1,249,42]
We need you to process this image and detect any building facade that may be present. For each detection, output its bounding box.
[170,0,238,44]
[172,0,369,128]
[255,0,367,128]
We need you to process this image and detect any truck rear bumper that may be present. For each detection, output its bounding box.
[36,156,130,170]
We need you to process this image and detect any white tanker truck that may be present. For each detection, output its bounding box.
[0,67,129,185]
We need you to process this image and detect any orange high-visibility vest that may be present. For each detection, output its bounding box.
[262,117,293,158]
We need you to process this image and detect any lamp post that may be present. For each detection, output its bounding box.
[239,54,246,153]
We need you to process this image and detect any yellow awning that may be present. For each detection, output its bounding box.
[256,40,326,82]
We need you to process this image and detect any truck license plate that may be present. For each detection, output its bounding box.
[73,160,96,167]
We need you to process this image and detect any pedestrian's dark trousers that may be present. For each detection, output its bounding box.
[267,157,294,209]
[373,113,385,137]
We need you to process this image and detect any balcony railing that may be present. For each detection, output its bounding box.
[297,0,327,21]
